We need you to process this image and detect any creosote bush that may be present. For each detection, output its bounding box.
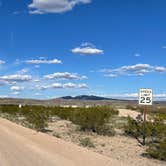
[79,137,95,148]
[51,106,118,135]
[124,108,166,161]
[23,106,50,131]
[146,138,166,161]
[0,104,19,115]
[0,105,50,132]
[0,105,118,136]
[126,105,137,110]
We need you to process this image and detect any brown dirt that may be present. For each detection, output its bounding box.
[0,117,124,166]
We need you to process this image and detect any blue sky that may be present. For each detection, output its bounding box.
[0,0,166,100]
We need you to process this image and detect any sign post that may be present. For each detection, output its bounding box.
[139,88,153,145]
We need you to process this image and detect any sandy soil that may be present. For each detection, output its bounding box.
[47,110,165,166]
[0,117,124,166]
[118,109,140,119]
[0,109,165,166]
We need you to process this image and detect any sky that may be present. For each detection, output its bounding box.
[0,0,166,100]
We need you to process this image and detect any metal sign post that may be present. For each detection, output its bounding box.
[139,88,153,145]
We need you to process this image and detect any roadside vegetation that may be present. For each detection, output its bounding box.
[79,137,95,148]
[0,104,165,162]
[124,106,166,161]
[0,105,118,135]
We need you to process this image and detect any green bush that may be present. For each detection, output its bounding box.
[72,107,118,133]
[0,104,19,115]
[23,106,50,131]
[0,104,118,136]
[50,106,118,136]
[146,138,166,161]
[124,109,166,161]
[96,124,115,136]
[79,137,95,148]
[126,105,137,110]
[53,132,61,138]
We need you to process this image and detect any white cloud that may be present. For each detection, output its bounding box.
[11,91,20,95]
[10,86,24,91]
[102,64,166,77]
[121,93,166,101]
[34,79,40,82]
[71,42,104,55]
[0,60,5,65]
[25,58,62,64]
[28,0,91,14]
[63,82,77,88]
[154,66,166,72]
[77,83,88,88]
[0,80,9,86]
[44,72,87,80]
[0,95,8,98]
[104,74,117,78]
[37,82,88,90]
[94,93,166,101]
[35,92,41,96]
[17,68,30,74]
[0,74,32,82]
[134,53,141,57]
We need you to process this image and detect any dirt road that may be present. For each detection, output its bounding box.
[118,109,139,119]
[0,118,125,166]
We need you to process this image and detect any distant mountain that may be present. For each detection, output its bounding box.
[60,95,111,101]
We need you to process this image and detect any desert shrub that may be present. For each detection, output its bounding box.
[96,124,115,136]
[53,132,61,138]
[50,107,73,120]
[23,106,50,131]
[124,110,166,161]
[0,104,19,115]
[50,106,118,136]
[126,105,137,110]
[79,137,95,148]
[71,106,118,134]
[124,116,141,137]
[143,110,166,144]
[0,104,118,136]
[146,138,166,161]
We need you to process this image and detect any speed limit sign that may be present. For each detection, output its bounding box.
[139,88,153,105]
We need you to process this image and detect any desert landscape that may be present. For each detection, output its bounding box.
[0,0,166,165]
[0,99,165,166]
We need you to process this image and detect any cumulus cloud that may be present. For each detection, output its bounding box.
[44,72,87,80]
[25,58,62,64]
[37,82,88,90]
[10,86,24,91]
[154,66,166,72]
[28,0,91,14]
[71,42,104,55]
[17,68,30,75]
[11,91,20,95]
[0,74,32,82]
[0,60,5,65]
[101,64,166,77]
[0,80,9,86]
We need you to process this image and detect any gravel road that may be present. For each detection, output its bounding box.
[0,118,125,166]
